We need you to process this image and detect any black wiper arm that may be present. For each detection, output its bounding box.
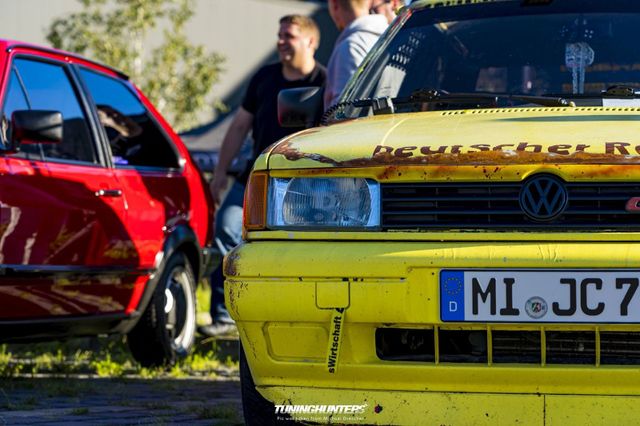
[363,89,574,115]
[399,89,499,107]
[508,94,575,107]
[350,89,499,116]
[325,90,573,122]
[400,89,574,108]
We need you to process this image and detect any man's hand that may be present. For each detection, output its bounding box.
[210,170,229,206]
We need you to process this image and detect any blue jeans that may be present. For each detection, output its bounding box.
[210,180,244,324]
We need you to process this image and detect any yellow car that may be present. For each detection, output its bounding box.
[228,0,640,424]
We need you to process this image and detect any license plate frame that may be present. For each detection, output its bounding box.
[440,269,640,323]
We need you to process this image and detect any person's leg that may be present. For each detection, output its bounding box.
[209,266,232,324]
[208,181,244,325]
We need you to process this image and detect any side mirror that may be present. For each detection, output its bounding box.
[9,110,63,152]
[278,87,323,128]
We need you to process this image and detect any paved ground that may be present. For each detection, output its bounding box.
[0,376,242,425]
[0,336,244,425]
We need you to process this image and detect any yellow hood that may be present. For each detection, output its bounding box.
[267,107,640,169]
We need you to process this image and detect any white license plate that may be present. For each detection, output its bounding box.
[440,270,640,323]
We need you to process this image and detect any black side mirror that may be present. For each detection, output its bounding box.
[278,87,323,128]
[9,110,63,152]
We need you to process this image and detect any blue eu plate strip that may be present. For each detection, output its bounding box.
[440,270,465,321]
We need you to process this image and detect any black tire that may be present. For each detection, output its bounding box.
[240,342,277,425]
[128,252,197,367]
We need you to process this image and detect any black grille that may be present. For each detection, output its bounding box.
[381,182,640,229]
[600,332,640,365]
[439,330,487,363]
[375,328,435,362]
[376,328,640,366]
[546,331,595,364]
[492,330,541,364]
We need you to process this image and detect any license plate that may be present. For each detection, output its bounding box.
[440,270,640,323]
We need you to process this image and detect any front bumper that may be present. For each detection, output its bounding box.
[262,387,640,424]
[225,239,640,424]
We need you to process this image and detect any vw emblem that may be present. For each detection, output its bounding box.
[519,175,568,221]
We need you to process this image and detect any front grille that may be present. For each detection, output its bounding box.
[492,330,541,363]
[546,331,595,364]
[601,332,640,364]
[381,182,640,230]
[376,327,640,365]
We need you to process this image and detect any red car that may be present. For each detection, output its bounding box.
[0,40,215,366]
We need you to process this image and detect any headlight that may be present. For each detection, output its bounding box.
[267,177,380,229]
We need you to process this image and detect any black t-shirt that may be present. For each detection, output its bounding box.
[239,62,326,183]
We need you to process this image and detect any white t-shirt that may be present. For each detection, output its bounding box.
[324,14,389,109]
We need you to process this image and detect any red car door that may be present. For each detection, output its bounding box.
[77,68,189,269]
[0,53,138,318]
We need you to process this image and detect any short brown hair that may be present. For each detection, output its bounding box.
[336,0,370,11]
[280,15,320,49]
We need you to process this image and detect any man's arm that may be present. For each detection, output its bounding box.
[210,107,254,204]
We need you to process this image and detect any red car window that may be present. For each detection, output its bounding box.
[80,68,180,169]
[3,58,97,164]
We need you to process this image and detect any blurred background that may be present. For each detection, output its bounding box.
[0,0,337,153]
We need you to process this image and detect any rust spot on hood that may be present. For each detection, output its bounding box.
[407,150,640,165]
[270,140,640,169]
[271,141,337,165]
[572,164,640,178]
[377,166,402,180]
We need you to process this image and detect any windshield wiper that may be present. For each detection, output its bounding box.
[400,89,499,106]
[323,90,573,124]
[394,89,574,110]
[351,89,574,116]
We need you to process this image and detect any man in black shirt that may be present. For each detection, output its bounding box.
[200,14,326,336]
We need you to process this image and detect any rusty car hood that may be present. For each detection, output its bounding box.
[267,107,640,169]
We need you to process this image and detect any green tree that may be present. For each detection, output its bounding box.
[47,0,224,132]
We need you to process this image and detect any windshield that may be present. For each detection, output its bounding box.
[341,0,640,118]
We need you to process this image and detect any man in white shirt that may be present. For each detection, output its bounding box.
[324,0,389,109]
[370,0,405,24]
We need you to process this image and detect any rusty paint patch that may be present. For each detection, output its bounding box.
[271,161,640,184]
[223,251,240,277]
[265,128,323,154]
[226,280,248,317]
[271,140,640,169]
[377,166,403,181]
[367,149,640,166]
[271,141,336,165]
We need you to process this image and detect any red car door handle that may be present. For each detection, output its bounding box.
[95,189,123,197]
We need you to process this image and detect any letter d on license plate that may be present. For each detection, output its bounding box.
[440,270,640,323]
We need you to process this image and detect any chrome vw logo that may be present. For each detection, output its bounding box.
[519,175,568,221]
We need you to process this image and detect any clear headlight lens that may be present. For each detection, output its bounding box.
[268,177,380,229]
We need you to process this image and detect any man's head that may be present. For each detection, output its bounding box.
[328,0,372,31]
[370,0,405,24]
[277,15,320,69]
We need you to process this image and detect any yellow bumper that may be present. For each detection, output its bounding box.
[262,388,640,425]
[225,239,640,424]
